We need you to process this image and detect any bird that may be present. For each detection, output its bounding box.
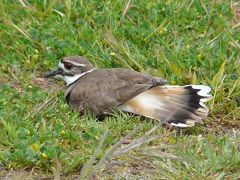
[44,56,212,127]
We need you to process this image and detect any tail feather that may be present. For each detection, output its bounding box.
[118,85,212,127]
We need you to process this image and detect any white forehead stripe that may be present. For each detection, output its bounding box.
[59,62,65,69]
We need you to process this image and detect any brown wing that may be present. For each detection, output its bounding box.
[119,85,211,127]
[67,68,167,115]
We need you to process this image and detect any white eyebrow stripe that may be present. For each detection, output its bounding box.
[64,60,86,67]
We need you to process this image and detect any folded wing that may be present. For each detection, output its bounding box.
[118,85,212,127]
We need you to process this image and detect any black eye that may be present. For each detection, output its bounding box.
[63,62,73,70]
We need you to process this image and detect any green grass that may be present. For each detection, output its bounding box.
[0,0,240,179]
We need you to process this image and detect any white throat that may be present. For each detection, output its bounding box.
[64,68,96,86]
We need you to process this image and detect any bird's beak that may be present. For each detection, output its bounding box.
[44,68,63,78]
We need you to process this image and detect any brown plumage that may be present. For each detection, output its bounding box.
[65,68,167,115]
[45,56,212,127]
[119,85,210,127]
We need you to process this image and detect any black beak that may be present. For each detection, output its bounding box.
[44,68,63,78]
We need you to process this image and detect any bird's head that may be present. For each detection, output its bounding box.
[44,56,95,85]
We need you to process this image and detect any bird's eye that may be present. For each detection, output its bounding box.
[63,62,73,70]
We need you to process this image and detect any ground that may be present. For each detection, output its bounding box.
[0,0,240,179]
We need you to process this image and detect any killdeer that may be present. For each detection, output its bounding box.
[45,56,212,127]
